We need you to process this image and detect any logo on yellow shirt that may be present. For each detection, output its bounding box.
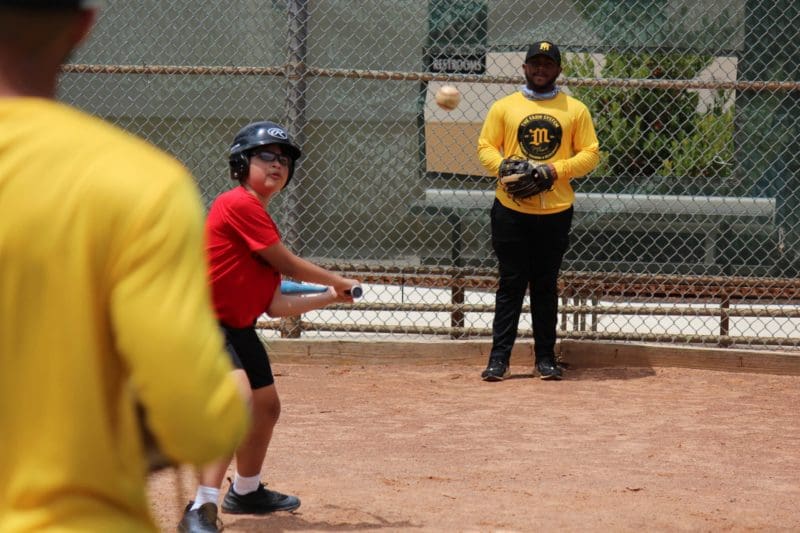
[518,113,562,160]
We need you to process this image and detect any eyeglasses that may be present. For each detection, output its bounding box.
[253,151,292,167]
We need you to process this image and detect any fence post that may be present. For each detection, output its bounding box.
[283,0,309,257]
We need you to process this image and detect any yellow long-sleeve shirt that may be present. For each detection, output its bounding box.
[0,98,248,532]
[478,91,600,214]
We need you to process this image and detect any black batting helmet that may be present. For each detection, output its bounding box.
[228,121,302,186]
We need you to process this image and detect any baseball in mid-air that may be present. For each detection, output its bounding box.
[435,85,461,111]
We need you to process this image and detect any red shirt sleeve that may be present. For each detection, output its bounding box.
[220,189,281,251]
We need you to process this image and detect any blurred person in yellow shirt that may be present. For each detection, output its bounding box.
[0,2,249,531]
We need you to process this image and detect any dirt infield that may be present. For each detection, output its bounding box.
[148,360,800,532]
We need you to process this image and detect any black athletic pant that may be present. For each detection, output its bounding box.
[489,199,573,362]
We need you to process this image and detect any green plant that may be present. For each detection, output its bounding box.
[563,51,735,195]
[657,91,735,195]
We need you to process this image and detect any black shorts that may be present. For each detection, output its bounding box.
[220,323,275,389]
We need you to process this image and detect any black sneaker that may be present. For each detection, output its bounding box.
[536,357,563,380]
[481,358,510,381]
[178,501,222,533]
[221,483,301,515]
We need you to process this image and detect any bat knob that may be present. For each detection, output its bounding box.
[345,285,363,298]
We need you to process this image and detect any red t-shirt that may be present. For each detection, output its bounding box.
[206,186,281,328]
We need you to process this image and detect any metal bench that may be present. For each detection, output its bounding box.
[410,188,777,273]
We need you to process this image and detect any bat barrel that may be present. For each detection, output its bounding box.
[280,280,328,294]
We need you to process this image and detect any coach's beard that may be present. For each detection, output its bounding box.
[523,73,560,100]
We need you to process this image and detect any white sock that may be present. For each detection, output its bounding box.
[190,486,220,510]
[233,472,261,495]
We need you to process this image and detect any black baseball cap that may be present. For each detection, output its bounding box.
[525,41,561,66]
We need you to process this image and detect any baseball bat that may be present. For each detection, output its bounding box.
[344,285,363,298]
[281,280,363,299]
[280,280,328,294]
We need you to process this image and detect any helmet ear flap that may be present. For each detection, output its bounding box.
[229,152,249,181]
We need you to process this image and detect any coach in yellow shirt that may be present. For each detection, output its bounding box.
[0,2,248,532]
[477,41,600,381]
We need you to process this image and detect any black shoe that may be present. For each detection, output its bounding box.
[178,501,222,533]
[536,357,563,380]
[481,358,510,381]
[221,483,301,515]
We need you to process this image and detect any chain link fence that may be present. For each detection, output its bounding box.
[60,0,800,348]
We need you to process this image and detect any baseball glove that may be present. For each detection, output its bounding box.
[136,402,173,472]
[498,156,556,201]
